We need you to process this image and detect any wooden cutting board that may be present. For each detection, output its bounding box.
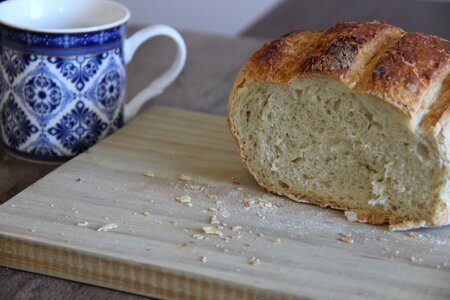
[1,106,449,299]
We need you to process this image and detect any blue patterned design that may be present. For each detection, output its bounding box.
[25,135,60,157]
[23,72,62,114]
[88,57,125,120]
[48,52,108,91]
[15,63,73,123]
[0,24,125,51]
[48,101,108,154]
[1,93,38,148]
[97,68,123,108]
[0,47,37,83]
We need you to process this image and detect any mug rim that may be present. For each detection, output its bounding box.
[0,0,130,34]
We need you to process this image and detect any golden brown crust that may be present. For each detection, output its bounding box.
[244,30,325,83]
[363,32,450,117]
[244,21,405,82]
[240,21,450,119]
[300,21,403,85]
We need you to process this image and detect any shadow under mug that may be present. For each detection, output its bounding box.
[0,0,186,163]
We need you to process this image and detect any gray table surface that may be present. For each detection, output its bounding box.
[244,0,450,40]
[0,29,264,299]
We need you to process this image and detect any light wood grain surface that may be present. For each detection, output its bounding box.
[1,106,450,299]
[0,30,263,299]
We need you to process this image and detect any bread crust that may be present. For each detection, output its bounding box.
[362,32,450,117]
[228,21,450,230]
[238,21,450,120]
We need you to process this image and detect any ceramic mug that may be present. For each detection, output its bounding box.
[0,0,186,163]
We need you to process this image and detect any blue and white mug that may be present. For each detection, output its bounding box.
[0,0,186,163]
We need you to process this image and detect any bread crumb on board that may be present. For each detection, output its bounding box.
[97,223,118,232]
[77,221,89,227]
[272,238,281,244]
[175,195,191,203]
[257,200,273,209]
[339,232,352,238]
[231,225,242,232]
[249,257,260,266]
[338,236,354,244]
[75,178,82,183]
[243,200,254,208]
[143,211,151,217]
[193,234,206,240]
[187,184,201,191]
[202,226,223,236]
[210,215,220,225]
[406,232,419,238]
[143,171,155,177]
[200,256,207,263]
[178,174,191,181]
[206,194,218,200]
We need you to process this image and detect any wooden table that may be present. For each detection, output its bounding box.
[0,29,263,299]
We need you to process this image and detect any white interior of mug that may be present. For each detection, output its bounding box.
[0,0,130,33]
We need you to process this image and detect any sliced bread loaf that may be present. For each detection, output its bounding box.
[228,21,450,230]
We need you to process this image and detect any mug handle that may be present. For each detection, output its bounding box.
[123,24,187,122]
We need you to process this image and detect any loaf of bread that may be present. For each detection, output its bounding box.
[228,21,450,230]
